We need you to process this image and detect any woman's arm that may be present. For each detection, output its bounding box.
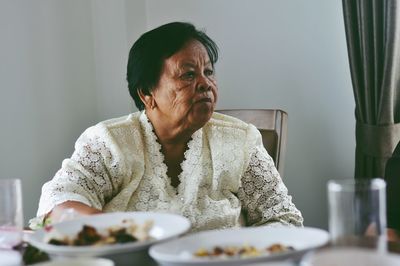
[47,201,103,223]
[238,145,303,227]
[31,126,125,229]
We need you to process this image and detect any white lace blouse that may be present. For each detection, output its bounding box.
[32,111,303,231]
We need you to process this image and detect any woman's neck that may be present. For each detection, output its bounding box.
[145,109,196,147]
[145,109,196,186]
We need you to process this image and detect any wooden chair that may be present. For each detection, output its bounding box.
[216,109,288,177]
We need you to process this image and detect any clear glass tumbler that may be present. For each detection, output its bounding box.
[0,179,24,249]
[327,178,386,251]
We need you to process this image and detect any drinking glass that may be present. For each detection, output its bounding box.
[0,179,24,249]
[327,178,386,251]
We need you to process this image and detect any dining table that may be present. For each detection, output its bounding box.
[15,234,400,266]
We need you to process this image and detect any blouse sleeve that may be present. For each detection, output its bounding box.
[238,134,303,227]
[34,125,125,222]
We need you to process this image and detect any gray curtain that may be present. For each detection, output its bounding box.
[342,0,400,179]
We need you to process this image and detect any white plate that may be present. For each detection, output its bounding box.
[35,258,114,266]
[302,247,400,266]
[149,226,329,266]
[27,212,191,257]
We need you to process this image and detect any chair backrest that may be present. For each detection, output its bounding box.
[216,109,288,177]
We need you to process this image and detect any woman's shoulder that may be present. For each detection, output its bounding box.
[77,112,142,143]
[206,112,261,146]
[205,112,261,174]
[208,112,250,130]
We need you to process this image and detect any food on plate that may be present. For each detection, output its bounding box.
[45,219,154,246]
[194,243,294,258]
[22,244,50,265]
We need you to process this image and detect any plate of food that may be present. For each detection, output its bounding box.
[27,212,191,258]
[149,226,329,266]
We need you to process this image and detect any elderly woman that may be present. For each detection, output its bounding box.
[31,22,303,231]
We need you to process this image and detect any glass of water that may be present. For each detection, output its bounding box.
[0,179,24,249]
[327,178,386,251]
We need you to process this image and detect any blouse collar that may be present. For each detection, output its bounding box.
[139,111,203,197]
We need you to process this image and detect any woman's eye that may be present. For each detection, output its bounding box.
[181,71,195,80]
[205,69,214,76]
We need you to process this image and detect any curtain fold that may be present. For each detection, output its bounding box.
[342,0,400,179]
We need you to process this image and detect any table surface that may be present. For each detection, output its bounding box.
[19,243,400,266]
[19,237,400,266]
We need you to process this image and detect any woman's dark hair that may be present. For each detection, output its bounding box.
[127,22,219,110]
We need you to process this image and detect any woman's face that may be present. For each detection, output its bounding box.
[151,39,218,131]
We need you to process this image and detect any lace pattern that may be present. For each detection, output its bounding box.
[37,131,122,218]
[32,111,303,230]
[238,145,303,226]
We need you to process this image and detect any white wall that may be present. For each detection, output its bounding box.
[90,0,146,120]
[0,0,354,229]
[0,0,146,223]
[145,0,355,229]
[0,0,98,223]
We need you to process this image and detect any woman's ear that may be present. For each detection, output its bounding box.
[138,89,156,109]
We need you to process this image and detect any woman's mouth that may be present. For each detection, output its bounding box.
[196,98,212,103]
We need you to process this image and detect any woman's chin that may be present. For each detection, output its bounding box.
[190,107,213,126]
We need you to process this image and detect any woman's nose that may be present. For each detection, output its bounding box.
[196,75,212,92]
